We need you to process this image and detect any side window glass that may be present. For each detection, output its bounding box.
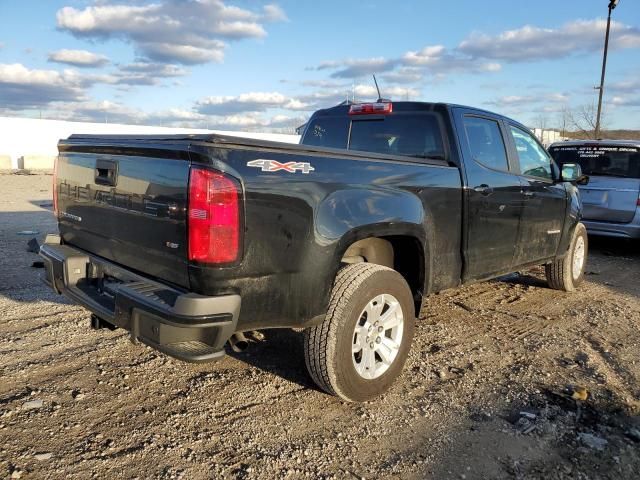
[463,117,509,172]
[509,126,553,180]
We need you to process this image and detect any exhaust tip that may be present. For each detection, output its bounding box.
[229,332,249,353]
[90,314,117,331]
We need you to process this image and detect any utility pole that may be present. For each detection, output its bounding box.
[595,0,620,139]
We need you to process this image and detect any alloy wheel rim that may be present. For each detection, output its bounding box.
[351,293,404,380]
[573,236,585,280]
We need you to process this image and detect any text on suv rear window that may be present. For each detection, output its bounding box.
[549,145,640,179]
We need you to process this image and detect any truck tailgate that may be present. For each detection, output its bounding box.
[56,149,190,288]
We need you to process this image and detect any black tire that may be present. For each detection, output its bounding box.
[545,222,588,292]
[304,263,415,402]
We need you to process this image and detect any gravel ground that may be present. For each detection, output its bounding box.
[1,173,639,479]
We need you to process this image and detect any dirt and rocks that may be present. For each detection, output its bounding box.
[1,173,639,479]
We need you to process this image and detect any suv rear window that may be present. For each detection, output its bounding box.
[302,114,444,159]
[549,145,640,179]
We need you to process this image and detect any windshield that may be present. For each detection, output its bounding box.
[549,145,640,179]
[301,113,444,159]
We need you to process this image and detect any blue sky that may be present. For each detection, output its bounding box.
[0,0,639,131]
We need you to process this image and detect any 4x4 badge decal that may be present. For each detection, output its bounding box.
[247,159,315,174]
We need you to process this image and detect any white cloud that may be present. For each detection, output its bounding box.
[296,83,420,110]
[458,19,640,62]
[546,93,570,103]
[608,95,640,108]
[353,84,420,99]
[196,92,309,115]
[608,78,640,95]
[268,114,305,128]
[51,101,206,126]
[159,110,303,130]
[300,79,346,89]
[402,45,446,66]
[132,108,210,127]
[56,0,286,65]
[55,100,146,123]
[482,63,502,72]
[283,99,311,110]
[0,60,190,110]
[380,67,424,85]
[262,4,288,22]
[485,92,569,108]
[139,42,225,64]
[48,49,109,67]
[203,112,305,131]
[487,95,534,107]
[113,62,188,85]
[297,89,352,108]
[309,17,640,87]
[313,44,501,82]
[118,62,187,77]
[0,63,87,109]
[403,45,502,74]
[317,57,397,79]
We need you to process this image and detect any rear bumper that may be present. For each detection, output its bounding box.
[583,210,640,239]
[39,236,240,362]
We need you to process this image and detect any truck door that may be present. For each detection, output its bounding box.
[453,109,524,281]
[505,124,566,264]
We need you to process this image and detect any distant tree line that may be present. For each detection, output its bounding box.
[532,103,639,140]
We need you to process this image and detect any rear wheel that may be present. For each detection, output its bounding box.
[546,222,588,292]
[304,263,415,402]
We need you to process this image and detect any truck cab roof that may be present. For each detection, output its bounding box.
[310,100,530,131]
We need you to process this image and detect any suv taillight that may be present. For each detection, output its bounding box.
[53,155,59,217]
[188,167,241,264]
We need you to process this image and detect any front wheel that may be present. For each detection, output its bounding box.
[304,263,415,402]
[545,222,588,292]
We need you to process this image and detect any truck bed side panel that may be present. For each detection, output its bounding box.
[187,145,462,330]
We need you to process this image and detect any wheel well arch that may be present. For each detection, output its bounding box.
[340,235,426,315]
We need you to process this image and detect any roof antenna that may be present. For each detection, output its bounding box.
[372,74,391,102]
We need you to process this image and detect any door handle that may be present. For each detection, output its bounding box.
[473,184,493,195]
[523,190,535,197]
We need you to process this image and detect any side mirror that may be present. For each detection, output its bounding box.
[561,163,589,185]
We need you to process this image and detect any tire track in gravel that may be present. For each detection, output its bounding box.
[583,332,640,402]
[3,314,89,339]
[0,335,128,377]
[2,308,85,325]
[2,316,83,336]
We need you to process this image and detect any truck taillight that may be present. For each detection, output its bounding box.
[349,102,393,115]
[188,167,241,264]
[53,155,59,217]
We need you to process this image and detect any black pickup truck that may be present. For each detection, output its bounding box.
[41,101,588,401]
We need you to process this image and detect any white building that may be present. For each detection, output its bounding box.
[532,128,564,147]
[0,117,300,170]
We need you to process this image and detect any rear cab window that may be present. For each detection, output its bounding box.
[549,145,640,179]
[302,117,349,150]
[301,113,445,160]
